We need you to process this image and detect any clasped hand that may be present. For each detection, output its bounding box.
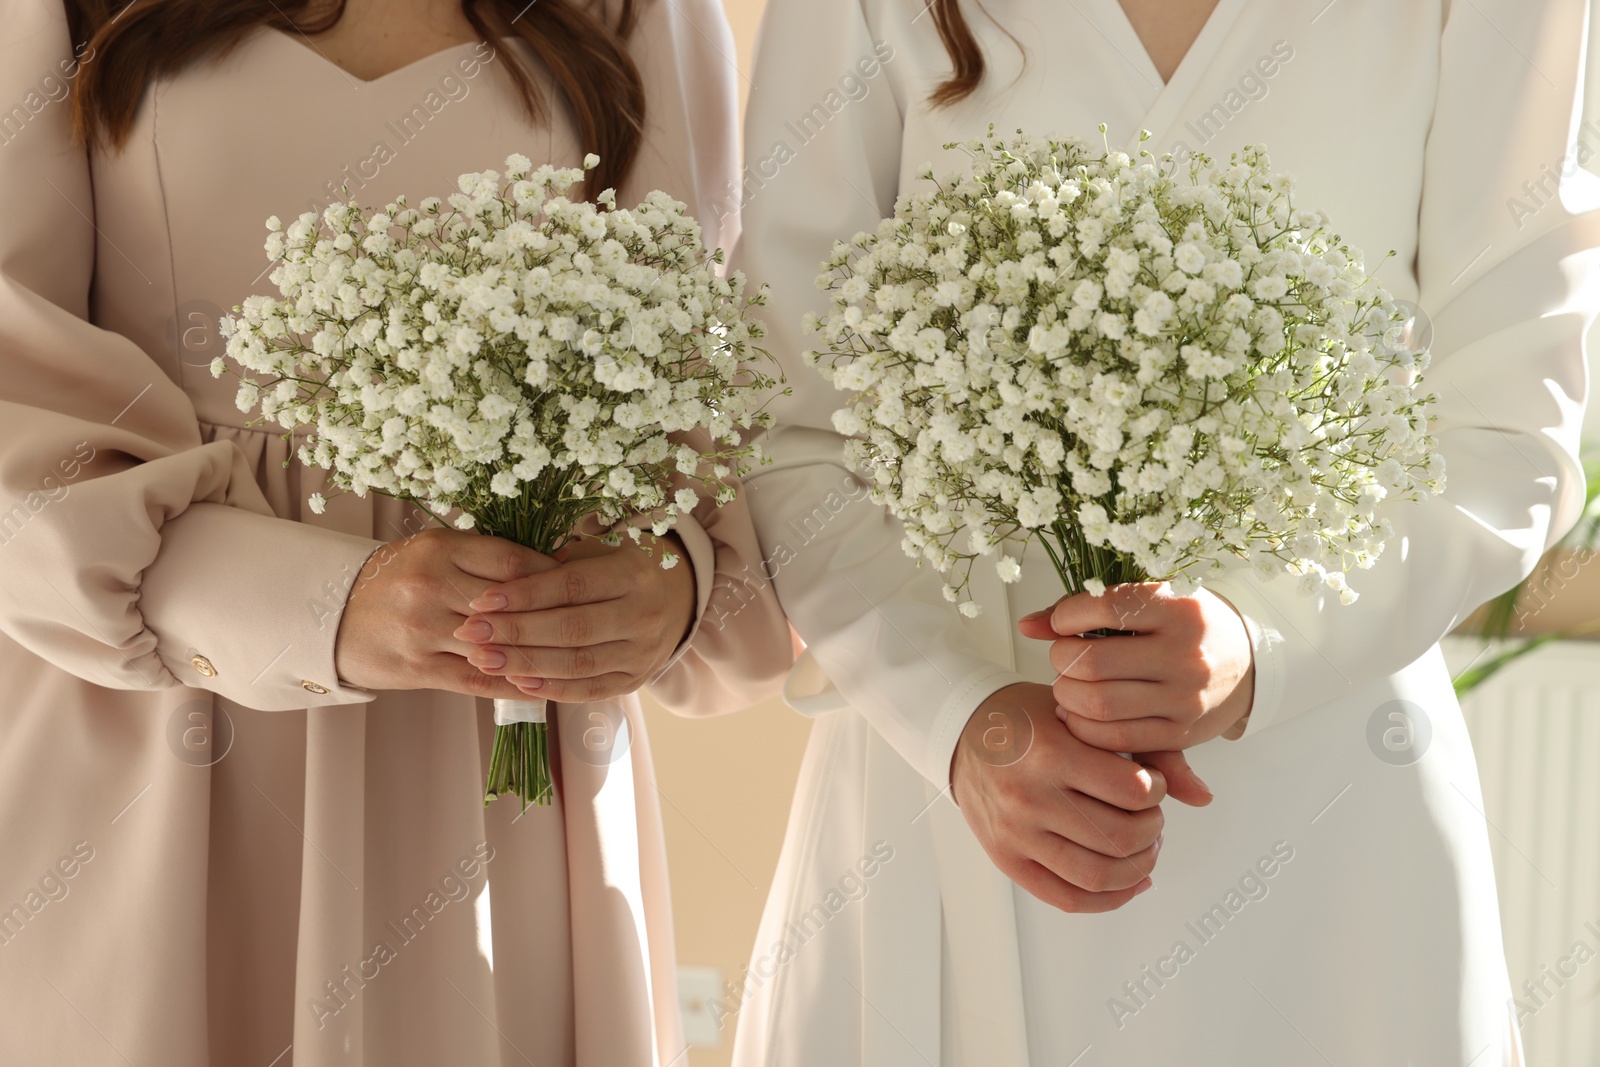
[333,527,695,703]
[950,583,1254,914]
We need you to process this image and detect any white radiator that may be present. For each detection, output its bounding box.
[1444,637,1600,1066]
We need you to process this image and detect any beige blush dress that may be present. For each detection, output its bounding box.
[0,2,792,1065]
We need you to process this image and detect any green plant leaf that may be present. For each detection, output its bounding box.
[1453,634,1562,696]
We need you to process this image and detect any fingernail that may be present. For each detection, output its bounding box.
[1133,877,1153,897]
[454,618,493,642]
[513,678,545,692]
[471,649,507,670]
[470,592,508,612]
[1153,831,1164,856]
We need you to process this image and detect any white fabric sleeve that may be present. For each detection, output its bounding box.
[1213,0,1600,736]
[735,0,1027,788]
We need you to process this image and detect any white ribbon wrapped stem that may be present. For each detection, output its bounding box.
[493,697,549,726]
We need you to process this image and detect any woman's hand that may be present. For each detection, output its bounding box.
[950,682,1202,913]
[1018,583,1255,753]
[458,533,697,704]
[333,528,559,698]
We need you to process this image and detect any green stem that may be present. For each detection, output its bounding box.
[1038,521,1147,636]
[477,478,577,811]
[484,720,554,811]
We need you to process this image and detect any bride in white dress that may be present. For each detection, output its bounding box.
[725,0,1600,1064]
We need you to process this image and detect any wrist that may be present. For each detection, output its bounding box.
[331,543,389,690]
[1200,576,1286,740]
[661,532,696,646]
[950,681,1041,805]
[1206,588,1256,741]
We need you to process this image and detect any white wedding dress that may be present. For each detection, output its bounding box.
[727,1,1600,1064]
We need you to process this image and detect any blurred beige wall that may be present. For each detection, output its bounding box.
[641,683,808,1065]
[643,13,794,1067]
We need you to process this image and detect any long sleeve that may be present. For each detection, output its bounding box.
[0,1,379,710]
[734,0,1028,788]
[1211,0,1600,736]
[645,466,797,717]
[600,0,794,717]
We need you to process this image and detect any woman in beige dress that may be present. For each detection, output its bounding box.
[0,1,791,1064]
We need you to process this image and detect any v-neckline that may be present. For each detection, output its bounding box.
[262,26,481,88]
[1091,0,1250,146]
[1106,0,1225,89]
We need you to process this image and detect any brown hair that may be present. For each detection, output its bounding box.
[928,0,985,107]
[62,0,648,193]
[927,0,1022,108]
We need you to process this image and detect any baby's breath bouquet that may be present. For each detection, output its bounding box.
[808,130,1442,617]
[218,154,775,807]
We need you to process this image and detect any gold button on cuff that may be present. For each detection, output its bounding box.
[300,680,330,695]
[190,655,217,677]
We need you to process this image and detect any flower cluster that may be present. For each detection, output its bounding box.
[808,130,1441,613]
[218,154,776,561]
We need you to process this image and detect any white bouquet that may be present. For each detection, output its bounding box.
[219,154,775,807]
[808,130,1442,616]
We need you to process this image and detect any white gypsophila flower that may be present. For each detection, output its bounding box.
[811,130,1440,611]
[219,153,780,554]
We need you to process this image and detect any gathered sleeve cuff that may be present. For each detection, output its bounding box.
[0,1,380,710]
